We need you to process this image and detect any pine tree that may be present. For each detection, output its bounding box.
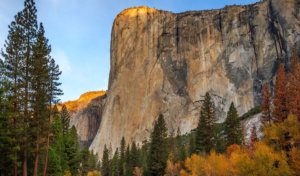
[224,103,243,147]
[1,8,25,176]
[189,133,196,155]
[79,147,90,176]
[44,58,62,176]
[148,114,168,176]
[261,83,272,124]
[125,145,132,176]
[47,111,65,175]
[273,63,288,123]
[101,144,110,176]
[65,126,80,176]
[29,22,51,176]
[19,1,39,174]
[61,105,70,135]
[0,60,16,175]
[195,92,216,153]
[131,141,139,169]
[111,148,119,176]
[119,137,126,176]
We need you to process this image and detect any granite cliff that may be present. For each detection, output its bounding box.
[89,0,300,157]
[58,91,106,148]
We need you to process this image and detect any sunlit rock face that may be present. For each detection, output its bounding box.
[90,0,300,157]
[58,91,106,148]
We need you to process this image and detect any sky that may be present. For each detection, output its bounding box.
[0,0,260,102]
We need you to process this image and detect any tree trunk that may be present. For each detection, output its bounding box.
[43,134,50,176]
[23,148,27,176]
[14,151,17,176]
[34,144,39,176]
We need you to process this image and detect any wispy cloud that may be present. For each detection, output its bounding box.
[52,48,72,76]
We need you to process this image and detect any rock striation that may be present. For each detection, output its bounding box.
[89,0,300,157]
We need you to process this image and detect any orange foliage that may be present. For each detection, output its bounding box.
[226,144,240,156]
[262,83,272,124]
[273,63,288,123]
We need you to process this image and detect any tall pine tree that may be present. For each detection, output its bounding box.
[224,103,243,147]
[61,105,70,135]
[148,114,168,176]
[195,92,216,153]
[101,144,110,176]
[29,23,51,176]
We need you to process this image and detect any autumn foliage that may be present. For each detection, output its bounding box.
[273,63,288,123]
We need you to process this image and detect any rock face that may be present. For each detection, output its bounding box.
[70,94,106,148]
[90,0,300,157]
[58,91,106,148]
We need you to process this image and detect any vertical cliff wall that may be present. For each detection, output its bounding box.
[90,0,300,156]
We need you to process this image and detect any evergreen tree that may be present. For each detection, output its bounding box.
[111,148,119,176]
[102,144,110,176]
[65,126,80,176]
[0,60,16,176]
[189,133,196,155]
[44,58,62,176]
[195,92,216,153]
[61,105,70,135]
[261,83,272,124]
[273,63,288,123]
[125,145,132,176]
[131,141,139,169]
[29,22,51,176]
[19,1,39,174]
[148,114,168,176]
[175,129,186,161]
[47,111,65,176]
[119,137,126,176]
[79,147,90,176]
[224,103,243,147]
[1,7,25,176]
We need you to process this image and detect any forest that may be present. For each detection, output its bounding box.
[0,0,300,176]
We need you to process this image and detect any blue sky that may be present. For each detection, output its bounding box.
[0,0,260,102]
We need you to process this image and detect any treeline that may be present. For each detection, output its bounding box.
[99,93,243,176]
[0,0,100,175]
[99,48,300,176]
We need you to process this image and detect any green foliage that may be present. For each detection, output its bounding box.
[195,92,216,153]
[148,114,169,176]
[102,145,110,176]
[224,103,243,147]
[61,105,70,135]
[65,126,80,175]
[111,148,119,176]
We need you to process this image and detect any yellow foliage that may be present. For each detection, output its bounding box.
[263,115,300,151]
[165,159,182,176]
[175,143,294,176]
[290,147,300,174]
[251,142,293,176]
[64,170,71,176]
[87,170,102,176]
[180,154,205,176]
